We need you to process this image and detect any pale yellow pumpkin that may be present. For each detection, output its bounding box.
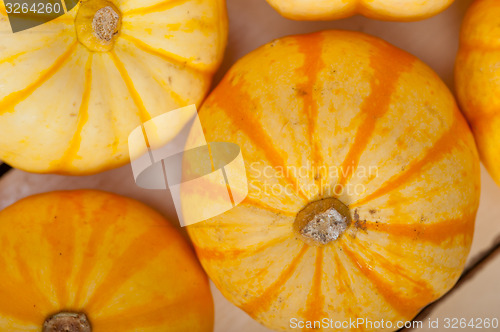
[265,0,454,21]
[0,0,227,174]
[187,31,480,331]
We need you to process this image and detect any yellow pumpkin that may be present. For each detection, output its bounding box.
[187,31,480,331]
[455,0,500,186]
[0,190,213,332]
[0,0,227,175]
[265,0,454,21]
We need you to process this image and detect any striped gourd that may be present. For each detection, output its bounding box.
[0,190,213,332]
[456,0,500,186]
[266,0,454,21]
[187,31,480,331]
[0,0,227,174]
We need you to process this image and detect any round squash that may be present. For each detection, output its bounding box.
[455,0,500,186]
[0,0,227,175]
[186,31,480,331]
[0,190,213,332]
[265,0,454,21]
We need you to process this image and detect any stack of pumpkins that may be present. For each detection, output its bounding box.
[0,0,498,331]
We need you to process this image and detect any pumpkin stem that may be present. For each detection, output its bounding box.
[75,0,122,52]
[294,198,351,246]
[43,312,91,332]
[92,6,120,43]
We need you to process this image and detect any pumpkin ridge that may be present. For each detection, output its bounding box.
[44,192,89,307]
[331,250,354,297]
[0,31,69,66]
[132,49,189,106]
[363,213,475,246]
[352,113,461,207]
[194,234,290,261]
[242,197,296,217]
[119,33,211,74]
[0,50,30,65]
[350,241,437,308]
[210,76,309,201]
[359,235,463,276]
[295,33,325,170]
[190,214,292,229]
[91,287,208,329]
[302,247,326,326]
[124,0,192,16]
[44,215,78,307]
[0,41,78,116]
[357,241,437,292]
[341,243,431,319]
[58,54,94,169]
[331,249,369,328]
[84,227,170,312]
[97,53,123,156]
[335,41,416,194]
[109,50,152,123]
[0,250,53,323]
[72,197,120,308]
[0,258,48,323]
[125,40,192,107]
[239,244,309,317]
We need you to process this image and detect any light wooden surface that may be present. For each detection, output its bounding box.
[1,0,499,331]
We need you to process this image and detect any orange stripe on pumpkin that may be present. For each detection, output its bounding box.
[120,34,209,74]
[342,243,434,319]
[351,113,462,207]
[209,75,309,201]
[331,250,350,295]
[84,227,169,312]
[57,54,93,169]
[362,213,475,246]
[195,235,289,261]
[42,193,84,307]
[295,33,325,171]
[72,194,124,308]
[330,250,365,324]
[92,294,198,329]
[240,244,309,317]
[0,42,78,115]
[0,254,51,323]
[301,247,326,330]
[243,196,296,217]
[335,40,415,194]
[0,50,30,65]
[124,0,191,16]
[109,50,152,123]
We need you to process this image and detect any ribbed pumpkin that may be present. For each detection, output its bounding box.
[455,0,500,186]
[0,0,227,175]
[265,0,454,21]
[186,31,480,331]
[0,190,213,332]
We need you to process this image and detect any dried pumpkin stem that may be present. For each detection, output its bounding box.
[92,6,120,43]
[294,198,351,246]
[43,312,91,332]
[75,0,122,52]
